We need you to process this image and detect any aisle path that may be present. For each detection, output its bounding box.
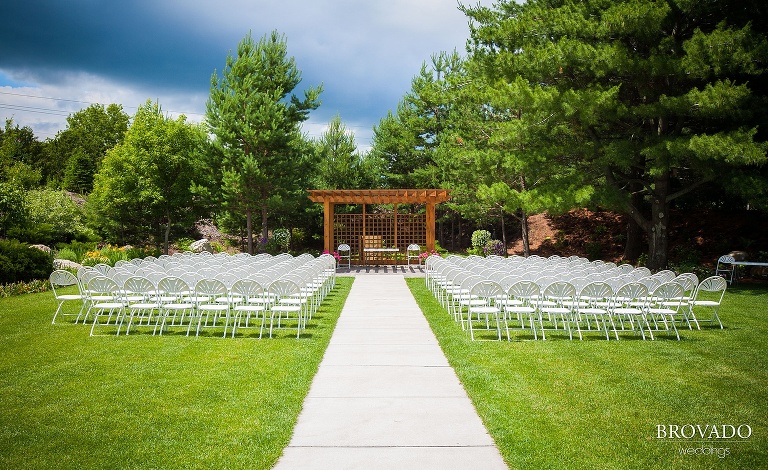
[273,274,508,469]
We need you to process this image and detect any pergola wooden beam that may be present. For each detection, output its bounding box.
[307,189,451,257]
[308,189,451,205]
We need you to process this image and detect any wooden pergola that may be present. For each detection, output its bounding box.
[307,189,451,265]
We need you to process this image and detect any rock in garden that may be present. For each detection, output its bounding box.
[53,259,83,271]
[29,244,52,254]
[189,239,213,253]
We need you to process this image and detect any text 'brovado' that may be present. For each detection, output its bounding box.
[656,424,752,440]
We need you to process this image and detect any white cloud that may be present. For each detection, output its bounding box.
[0,70,207,139]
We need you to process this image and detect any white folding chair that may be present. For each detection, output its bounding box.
[715,255,736,285]
[193,279,231,337]
[121,276,162,335]
[337,244,351,269]
[539,281,578,340]
[504,280,541,340]
[609,282,652,340]
[88,276,126,336]
[407,244,421,266]
[575,281,614,340]
[230,279,268,338]
[50,270,86,324]
[268,279,305,338]
[155,277,195,336]
[467,280,505,341]
[687,276,727,329]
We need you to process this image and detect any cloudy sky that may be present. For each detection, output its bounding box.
[0,0,495,152]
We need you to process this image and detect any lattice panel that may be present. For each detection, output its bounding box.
[333,211,426,265]
[397,213,427,250]
[333,214,363,262]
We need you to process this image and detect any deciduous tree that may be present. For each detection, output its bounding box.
[48,104,129,193]
[89,101,205,252]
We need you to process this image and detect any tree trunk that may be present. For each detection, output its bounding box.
[623,190,644,261]
[451,211,456,252]
[246,209,253,255]
[261,204,269,245]
[163,211,171,256]
[520,209,530,257]
[500,211,507,254]
[647,175,670,270]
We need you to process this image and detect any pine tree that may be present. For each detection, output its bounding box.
[206,30,322,253]
[463,0,768,268]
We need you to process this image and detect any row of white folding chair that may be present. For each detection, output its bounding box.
[138,257,291,275]
[88,268,333,339]
[78,254,325,315]
[437,272,697,342]
[134,252,297,272]
[502,280,688,341]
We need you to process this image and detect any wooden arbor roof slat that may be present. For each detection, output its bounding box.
[307,189,451,205]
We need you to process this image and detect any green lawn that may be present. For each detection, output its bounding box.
[0,277,352,469]
[407,278,768,470]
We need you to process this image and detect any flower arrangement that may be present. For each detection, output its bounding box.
[419,250,441,263]
[471,230,491,251]
[323,250,341,262]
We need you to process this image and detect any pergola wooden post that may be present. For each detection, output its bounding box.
[307,189,451,264]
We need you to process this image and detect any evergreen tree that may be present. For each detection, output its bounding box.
[206,30,322,253]
[463,0,768,268]
[370,51,463,189]
[313,114,381,190]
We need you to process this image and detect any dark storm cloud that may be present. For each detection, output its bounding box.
[0,0,225,92]
[0,0,493,146]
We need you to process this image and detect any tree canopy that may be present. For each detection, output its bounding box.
[312,114,381,190]
[458,0,768,268]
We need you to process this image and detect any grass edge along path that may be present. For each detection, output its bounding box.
[406,278,768,470]
[0,277,353,470]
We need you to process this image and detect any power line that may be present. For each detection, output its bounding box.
[0,90,206,117]
[0,103,71,117]
[0,90,376,130]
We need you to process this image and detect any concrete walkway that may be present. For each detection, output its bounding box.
[273,274,508,470]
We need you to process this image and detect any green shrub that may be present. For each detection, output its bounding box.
[471,230,491,250]
[272,228,291,252]
[670,244,702,265]
[54,247,79,262]
[56,241,97,263]
[175,237,195,252]
[585,241,603,261]
[669,261,711,280]
[126,246,160,260]
[25,188,95,244]
[0,239,52,284]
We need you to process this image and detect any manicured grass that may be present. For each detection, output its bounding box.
[407,278,768,469]
[0,277,352,469]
